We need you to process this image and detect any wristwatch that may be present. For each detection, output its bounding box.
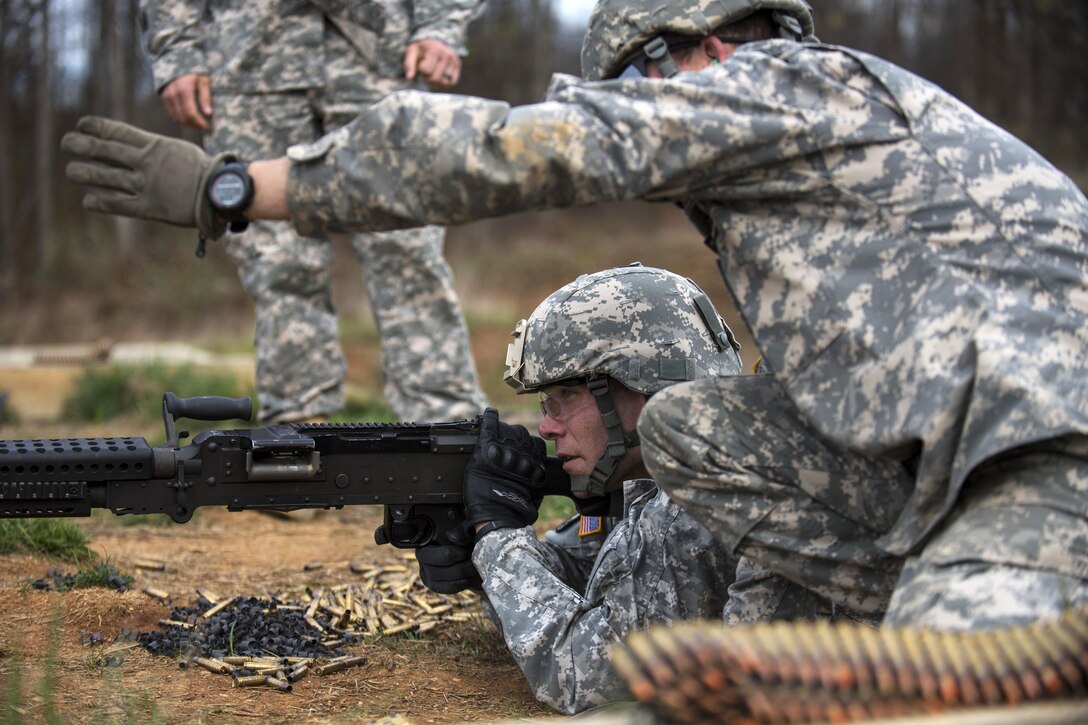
[206,159,254,233]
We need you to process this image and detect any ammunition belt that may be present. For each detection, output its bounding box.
[612,609,1088,723]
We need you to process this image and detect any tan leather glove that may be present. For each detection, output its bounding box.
[61,116,228,240]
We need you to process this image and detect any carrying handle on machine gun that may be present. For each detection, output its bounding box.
[162,392,253,448]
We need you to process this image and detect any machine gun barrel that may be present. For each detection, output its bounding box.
[0,393,596,550]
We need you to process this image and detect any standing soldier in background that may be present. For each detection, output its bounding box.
[67,0,1088,630]
[139,0,489,424]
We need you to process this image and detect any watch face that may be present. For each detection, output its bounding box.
[210,171,248,209]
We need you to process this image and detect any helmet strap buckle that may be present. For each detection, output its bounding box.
[643,36,680,78]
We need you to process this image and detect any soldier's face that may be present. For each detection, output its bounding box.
[538,381,646,494]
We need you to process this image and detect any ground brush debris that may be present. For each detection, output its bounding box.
[31,564,133,592]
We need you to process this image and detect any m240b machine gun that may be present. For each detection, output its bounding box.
[0,393,590,550]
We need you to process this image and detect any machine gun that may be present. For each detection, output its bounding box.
[0,393,612,550]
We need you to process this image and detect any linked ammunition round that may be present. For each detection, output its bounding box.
[613,610,1088,724]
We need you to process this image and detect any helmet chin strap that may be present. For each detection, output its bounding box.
[642,36,680,78]
[570,376,641,497]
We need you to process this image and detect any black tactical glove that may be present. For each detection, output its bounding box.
[464,407,547,541]
[415,525,481,594]
[61,116,228,240]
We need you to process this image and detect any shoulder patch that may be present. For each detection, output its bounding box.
[578,515,604,537]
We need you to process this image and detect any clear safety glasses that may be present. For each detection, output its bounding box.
[538,383,586,421]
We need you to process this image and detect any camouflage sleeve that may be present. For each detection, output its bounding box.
[286,46,911,237]
[471,526,638,714]
[408,0,485,55]
[470,483,736,715]
[138,0,208,92]
[287,87,635,236]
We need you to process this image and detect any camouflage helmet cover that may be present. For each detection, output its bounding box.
[581,0,817,81]
[505,264,742,395]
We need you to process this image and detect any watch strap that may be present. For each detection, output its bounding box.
[208,157,253,232]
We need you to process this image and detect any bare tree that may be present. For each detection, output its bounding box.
[0,0,39,292]
[91,0,141,253]
[0,0,15,296]
[460,0,566,104]
[34,0,54,275]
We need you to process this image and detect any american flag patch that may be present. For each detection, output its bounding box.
[578,516,603,537]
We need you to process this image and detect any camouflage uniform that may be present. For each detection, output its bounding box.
[284,39,1088,628]
[474,479,737,714]
[140,0,488,423]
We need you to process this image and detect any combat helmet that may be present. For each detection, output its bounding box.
[581,0,816,81]
[505,263,742,495]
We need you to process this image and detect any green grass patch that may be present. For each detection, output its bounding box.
[66,562,134,591]
[60,363,255,424]
[32,561,133,593]
[538,495,576,521]
[334,394,395,423]
[0,520,93,562]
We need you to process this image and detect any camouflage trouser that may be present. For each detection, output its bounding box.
[639,374,1088,628]
[206,92,488,423]
[884,436,1088,629]
[638,373,907,617]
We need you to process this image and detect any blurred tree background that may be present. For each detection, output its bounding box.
[0,0,1085,416]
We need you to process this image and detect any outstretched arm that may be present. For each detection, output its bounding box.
[248,158,291,220]
[67,46,896,238]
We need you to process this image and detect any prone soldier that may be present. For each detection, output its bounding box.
[424,265,749,713]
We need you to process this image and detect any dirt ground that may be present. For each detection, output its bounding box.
[0,502,563,724]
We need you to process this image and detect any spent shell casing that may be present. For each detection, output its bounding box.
[380,565,409,574]
[233,675,268,688]
[305,589,323,618]
[335,609,352,630]
[142,587,170,601]
[382,621,420,636]
[158,619,193,629]
[410,593,435,615]
[195,587,221,604]
[316,655,368,675]
[133,558,165,571]
[202,597,235,619]
[192,657,232,674]
[264,675,292,692]
[286,663,310,683]
[446,613,475,623]
[221,656,248,666]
